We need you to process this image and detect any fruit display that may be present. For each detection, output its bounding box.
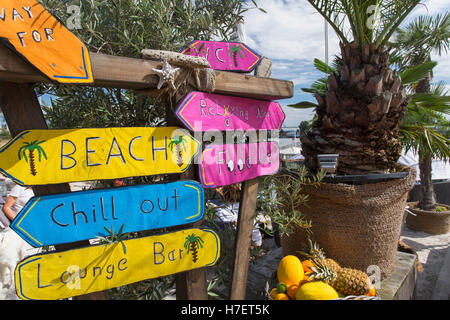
[269,240,378,300]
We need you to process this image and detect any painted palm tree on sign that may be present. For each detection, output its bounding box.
[228,44,247,68]
[18,140,47,176]
[168,136,187,167]
[184,233,204,263]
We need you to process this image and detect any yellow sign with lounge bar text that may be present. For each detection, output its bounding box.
[0,0,93,83]
[15,228,220,300]
[0,127,200,185]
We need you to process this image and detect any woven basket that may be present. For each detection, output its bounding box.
[280,166,416,279]
[406,202,450,235]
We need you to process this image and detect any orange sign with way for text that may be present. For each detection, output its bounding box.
[0,0,93,83]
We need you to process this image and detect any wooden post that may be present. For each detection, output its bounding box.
[0,81,108,300]
[175,165,208,300]
[229,178,260,300]
[228,58,272,300]
[161,95,208,300]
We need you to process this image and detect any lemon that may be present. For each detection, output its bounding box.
[295,281,339,300]
[277,255,304,285]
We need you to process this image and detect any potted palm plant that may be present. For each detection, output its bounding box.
[280,0,424,278]
[391,13,450,234]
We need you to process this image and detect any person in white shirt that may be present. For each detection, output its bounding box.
[2,185,34,222]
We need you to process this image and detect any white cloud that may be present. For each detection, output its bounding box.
[244,0,340,62]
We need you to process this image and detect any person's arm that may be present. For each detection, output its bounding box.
[2,196,17,221]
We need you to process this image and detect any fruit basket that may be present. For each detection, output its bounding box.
[266,241,381,300]
[265,271,380,301]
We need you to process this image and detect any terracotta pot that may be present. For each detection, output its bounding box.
[405,202,450,235]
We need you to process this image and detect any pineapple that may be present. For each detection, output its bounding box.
[299,239,342,273]
[300,240,375,297]
[308,257,374,297]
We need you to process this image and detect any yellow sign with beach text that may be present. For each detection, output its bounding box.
[0,127,199,185]
[0,0,93,83]
[15,228,220,300]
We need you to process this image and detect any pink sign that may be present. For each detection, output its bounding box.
[176,91,285,132]
[199,142,280,188]
[180,40,261,72]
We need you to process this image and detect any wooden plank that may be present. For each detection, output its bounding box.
[11,181,205,247]
[229,177,259,299]
[0,127,200,186]
[0,81,107,300]
[0,45,293,101]
[15,228,220,300]
[0,0,94,84]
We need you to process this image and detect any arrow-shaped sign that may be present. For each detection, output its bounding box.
[176,91,286,132]
[0,0,93,83]
[0,127,199,186]
[11,180,204,247]
[15,228,220,300]
[199,142,280,188]
[180,40,261,72]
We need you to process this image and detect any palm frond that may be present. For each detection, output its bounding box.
[313,58,337,75]
[409,93,450,115]
[400,61,437,85]
[287,101,318,109]
[306,0,422,47]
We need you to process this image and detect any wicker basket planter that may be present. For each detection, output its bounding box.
[405,202,450,235]
[280,166,416,279]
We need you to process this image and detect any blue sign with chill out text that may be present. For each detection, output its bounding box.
[11,181,204,247]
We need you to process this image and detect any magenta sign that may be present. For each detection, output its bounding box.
[180,40,261,72]
[199,142,280,188]
[176,91,285,132]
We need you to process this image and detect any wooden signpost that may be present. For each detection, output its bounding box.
[11,181,205,247]
[176,91,286,132]
[15,228,220,300]
[180,40,261,72]
[0,127,199,185]
[0,1,292,300]
[0,0,93,83]
[199,142,280,188]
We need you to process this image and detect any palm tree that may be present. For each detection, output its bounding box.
[299,0,422,174]
[168,136,187,167]
[228,44,247,68]
[391,13,450,211]
[18,140,47,176]
[184,233,204,263]
[400,85,450,210]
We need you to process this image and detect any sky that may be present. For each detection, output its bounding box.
[242,0,450,128]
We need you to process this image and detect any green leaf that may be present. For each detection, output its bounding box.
[313,58,337,75]
[409,93,450,115]
[400,61,437,85]
[287,101,318,109]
